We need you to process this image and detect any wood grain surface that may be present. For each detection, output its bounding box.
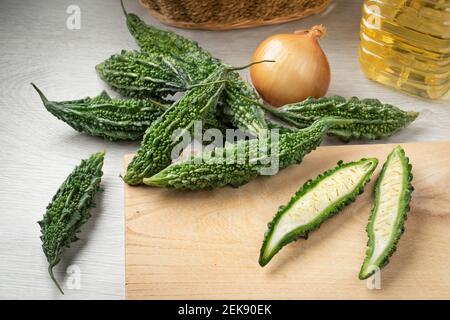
[125,142,450,299]
[0,0,448,299]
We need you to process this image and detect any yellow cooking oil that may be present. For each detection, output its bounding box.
[359,0,450,99]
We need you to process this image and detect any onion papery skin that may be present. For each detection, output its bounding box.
[250,27,330,108]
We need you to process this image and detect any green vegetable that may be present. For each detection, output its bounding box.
[120,0,268,135]
[259,158,378,267]
[32,84,167,141]
[144,117,363,190]
[96,49,267,135]
[32,83,230,141]
[267,120,295,135]
[121,0,217,80]
[359,145,413,279]
[259,96,419,141]
[96,50,193,99]
[38,151,105,294]
[222,76,268,135]
[124,68,227,185]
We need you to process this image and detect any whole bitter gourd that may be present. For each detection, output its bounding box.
[121,0,217,80]
[259,96,419,141]
[38,151,105,294]
[96,50,193,99]
[259,158,379,267]
[359,145,413,279]
[120,0,268,135]
[124,67,227,185]
[32,84,167,141]
[143,117,363,190]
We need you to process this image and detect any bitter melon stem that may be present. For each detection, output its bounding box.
[178,62,272,96]
[244,96,303,127]
[48,263,64,295]
[120,0,127,17]
[185,61,274,90]
[226,60,275,72]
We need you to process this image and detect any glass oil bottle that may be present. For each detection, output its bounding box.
[359,0,450,99]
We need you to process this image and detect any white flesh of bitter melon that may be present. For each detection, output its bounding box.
[265,159,378,260]
[359,146,413,279]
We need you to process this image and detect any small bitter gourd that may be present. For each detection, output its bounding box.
[143,117,363,190]
[121,0,217,80]
[38,151,105,294]
[32,84,167,141]
[120,0,268,135]
[359,145,413,280]
[259,158,378,267]
[96,50,193,99]
[124,67,227,185]
[259,96,419,141]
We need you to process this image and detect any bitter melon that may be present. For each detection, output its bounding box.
[38,151,105,294]
[259,96,419,141]
[222,75,268,135]
[32,84,167,141]
[121,0,217,80]
[259,158,378,267]
[96,50,193,99]
[120,0,268,135]
[144,117,365,190]
[124,67,227,185]
[359,145,413,279]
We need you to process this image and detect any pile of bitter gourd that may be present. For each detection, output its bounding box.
[34,1,418,189]
[35,1,419,293]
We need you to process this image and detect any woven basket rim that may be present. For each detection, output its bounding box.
[139,0,332,30]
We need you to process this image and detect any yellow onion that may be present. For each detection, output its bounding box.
[250,25,330,107]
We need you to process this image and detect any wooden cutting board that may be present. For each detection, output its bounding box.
[125,141,450,299]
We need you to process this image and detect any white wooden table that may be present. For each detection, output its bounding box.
[0,0,448,300]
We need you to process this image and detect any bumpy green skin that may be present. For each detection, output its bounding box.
[96,50,193,99]
[121,1,267,135]
[259,158,379,267]
[145,138,263,189]
[32,84,167,141]
[33,83,228,141]
[222,75,268,134]
[143,117,358,190]
[359,146,414,280]
[122,0,217,76]
[262,96,419,141]
[267,120,295,135]
[38,151,105,294]
[124,68,226,185]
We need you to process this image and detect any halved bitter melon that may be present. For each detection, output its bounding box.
[359,145,413,279]
[259,158,379,267]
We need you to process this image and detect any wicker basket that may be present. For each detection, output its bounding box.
[139,0,332,30]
